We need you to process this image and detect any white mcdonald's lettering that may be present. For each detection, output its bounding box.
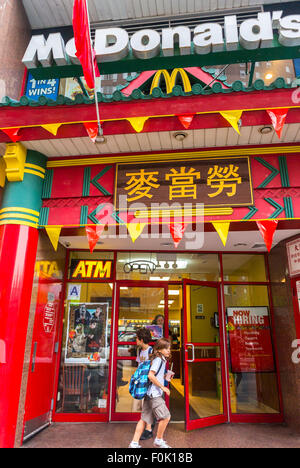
[22,11,300,69]
[72,260,112,279]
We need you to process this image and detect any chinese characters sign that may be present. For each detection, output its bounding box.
[116,157,253,209]
[286,239,300,277]
[227,307,275,373]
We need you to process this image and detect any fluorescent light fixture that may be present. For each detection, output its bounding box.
[149,276,170,281]
[168,290,180,295]
[120,286,128,290]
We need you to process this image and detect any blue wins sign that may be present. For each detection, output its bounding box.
[25,72,59,101]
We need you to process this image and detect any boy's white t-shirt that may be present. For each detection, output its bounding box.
[136,346,152,364]
[147,356,166,398]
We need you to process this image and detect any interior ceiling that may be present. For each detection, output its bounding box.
[11,123,300,158]
[59,228,300,252]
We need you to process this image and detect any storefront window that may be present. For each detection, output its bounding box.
[225,285,280,414]
[56,282,112,414]
[116,252,220,282]
[222,254,267,282]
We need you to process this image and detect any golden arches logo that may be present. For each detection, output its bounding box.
[150,68,192,94]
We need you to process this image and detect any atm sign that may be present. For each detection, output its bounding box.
[70,260,113,280]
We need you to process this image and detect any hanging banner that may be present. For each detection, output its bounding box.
[256,219,278,252]
[127,117,149,133]
[266,108,289,138]
[177,114,195,129]
[227,307,275,373]
[86,224,105,252]
[220,110,243,134]
[45,226,61,251]
[1,128,21,142]
[212,221,230,247]
[169,221,187,247]
[84,122,99,142]
[127,222,147,242]
[41,123,62,136]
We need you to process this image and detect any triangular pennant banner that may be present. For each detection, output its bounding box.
[177,114,195,129]
[86,224,105,253]
[84,122,99,142]
[266,108,289,138]
[2,128,21,142]
[41,124,62,136]
[127,117,149,133]
[212,222,230,247]
[256,220,278,252]
[220,110,243,134]
[45,227,61,251]
[169,221,187,248]
[127,222,146,243]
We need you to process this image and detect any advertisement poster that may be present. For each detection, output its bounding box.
[65,303,109,364]
[227,307,274,373]
[146,324,163,340]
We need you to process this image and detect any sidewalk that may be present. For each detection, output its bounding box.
[22,422,300,448]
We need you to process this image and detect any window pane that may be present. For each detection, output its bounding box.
[225,285,280,414]
[222,254,267,282]
[115,361,140,413]
[56,283,112,414]
[117,252,220,282]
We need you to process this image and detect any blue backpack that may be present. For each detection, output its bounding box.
[129,355,163,400]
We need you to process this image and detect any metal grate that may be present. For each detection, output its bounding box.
[90,6,263,39]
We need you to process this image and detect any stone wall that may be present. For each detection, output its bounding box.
[269,237,300,432]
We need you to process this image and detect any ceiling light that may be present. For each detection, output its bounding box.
[265,73,273,80]
[149,276,170,281]
[168,290,180,295]
[259,125,273,135]
[95,135,107,144]
[173,131,188,141]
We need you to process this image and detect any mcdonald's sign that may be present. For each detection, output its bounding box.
[150,69,192,94]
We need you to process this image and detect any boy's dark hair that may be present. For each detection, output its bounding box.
[136,327,152,344]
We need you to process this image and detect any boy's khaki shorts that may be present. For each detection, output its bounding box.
[141,395,170,425]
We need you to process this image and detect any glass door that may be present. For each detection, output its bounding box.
[111,282,168,421]
[183,280,228,430]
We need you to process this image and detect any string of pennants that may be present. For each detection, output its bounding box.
[1,108,289,142]
[45,219,279,253]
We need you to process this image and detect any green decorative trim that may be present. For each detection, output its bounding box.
[80,205,88,225]
[278,156,290,188]
[42,169,54,199]
[91,166,112,196]
[255,157,280,188]
[82,167,91,197]
[88,204,105,225]
[283,196,294,218]
[39,207,49,226]
[265,198,284,218]
[243,205,258,220]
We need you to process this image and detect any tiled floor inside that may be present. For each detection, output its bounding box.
[22,422,300,448]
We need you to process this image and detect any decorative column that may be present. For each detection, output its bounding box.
[0,144,47,448]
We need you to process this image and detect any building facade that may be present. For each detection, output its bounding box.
[1,0,300,448]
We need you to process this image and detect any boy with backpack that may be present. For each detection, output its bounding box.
[129,338,172,449]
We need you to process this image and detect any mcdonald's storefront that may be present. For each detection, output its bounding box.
[2,64,300,448]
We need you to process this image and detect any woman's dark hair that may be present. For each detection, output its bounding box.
[152,314,164,325]
[136,327,152,344]
[150,338,171,362]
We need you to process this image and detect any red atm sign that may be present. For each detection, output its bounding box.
[70,260,113,280]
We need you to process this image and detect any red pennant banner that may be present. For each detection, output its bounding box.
[266,108,289,138]
[85,224,105,253]
[2,128,21,142]
[177,114,195,129]
[84,122,98,142]
[73,0,98,89]
[256,220,278,252]
[169,221,187,248]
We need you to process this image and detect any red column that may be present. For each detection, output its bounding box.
[0,224,39,448]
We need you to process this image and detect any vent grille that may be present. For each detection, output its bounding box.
[91,6,263,39]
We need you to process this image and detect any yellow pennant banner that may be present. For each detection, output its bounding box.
[127,117,149,133]
[41,124,62,136]
[212,222,230,247]
[127,222,147,243]
[220,110,243,134]
[45,226,62,251]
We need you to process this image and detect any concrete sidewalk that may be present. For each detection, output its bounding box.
[22,422,300,448]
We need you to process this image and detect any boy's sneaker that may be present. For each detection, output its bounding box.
[128,441,141,448]
[154,438,171,448]
[140,429,153,440]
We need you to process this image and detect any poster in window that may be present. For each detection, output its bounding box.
[65,303,109,364]
[227,307,275,373]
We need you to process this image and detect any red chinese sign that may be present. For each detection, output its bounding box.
[43,302,55,334]
[227,307,274,373]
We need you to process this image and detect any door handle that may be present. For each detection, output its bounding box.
[186,343,195,363]
[31,342,38,372]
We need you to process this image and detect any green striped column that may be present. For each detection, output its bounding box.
[0,149,47,228]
